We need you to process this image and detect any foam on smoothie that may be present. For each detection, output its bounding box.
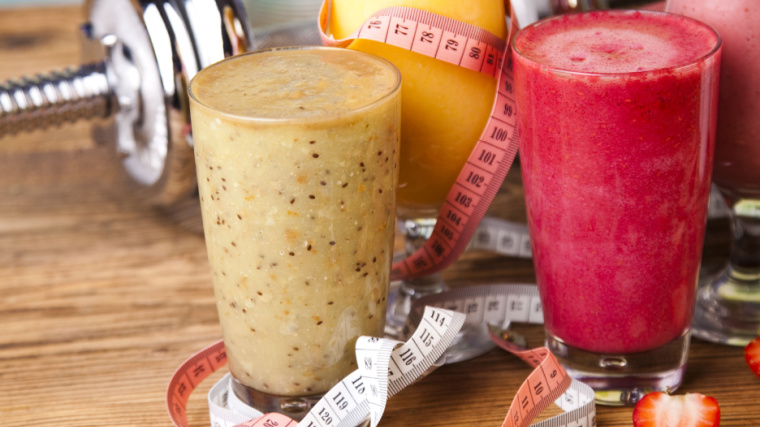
[514,11,719,73]
[191,48,399,119]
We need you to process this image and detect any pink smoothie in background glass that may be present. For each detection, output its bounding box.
[513,11,721,354]
[666,0,760,200]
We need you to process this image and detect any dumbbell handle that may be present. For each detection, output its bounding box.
[0,62,113,137]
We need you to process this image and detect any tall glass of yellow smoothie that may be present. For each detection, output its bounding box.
[329,0,507,347]
[188,47,400,418]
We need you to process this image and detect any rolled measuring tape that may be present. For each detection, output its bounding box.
[166,287,596,427]
[168,306,465,427]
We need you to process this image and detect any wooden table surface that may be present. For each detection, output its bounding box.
[1,4,759,427]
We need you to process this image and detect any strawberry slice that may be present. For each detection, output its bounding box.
[746,336,760,380]
[632,392,720,427]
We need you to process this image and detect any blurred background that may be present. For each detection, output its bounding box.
[0,0,80,6]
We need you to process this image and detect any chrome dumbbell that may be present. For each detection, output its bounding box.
[0,0,319,210]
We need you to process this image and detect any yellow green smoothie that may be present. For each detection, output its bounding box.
[189,47,400,396]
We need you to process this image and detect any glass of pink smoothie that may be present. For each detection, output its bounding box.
[666,0,760,347]
[513,10,721,404]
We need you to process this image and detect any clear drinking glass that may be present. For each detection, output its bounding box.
[666,0,760,347]
[513,11,721,405]
[327,0,508,359]
[188,46,401,419]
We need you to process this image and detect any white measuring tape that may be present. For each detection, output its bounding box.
[405,286,595,426]
[167,289,596,427]
[466,185,726,259]
[468,217,532,258]
[200,306,465,427]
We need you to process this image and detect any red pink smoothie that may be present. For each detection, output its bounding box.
[667,0,760,200]
[514,11,721,354]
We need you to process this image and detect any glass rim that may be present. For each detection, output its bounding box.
[511,9,722,78]
[187,46,402,123]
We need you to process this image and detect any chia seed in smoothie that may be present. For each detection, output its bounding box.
[189,48,401,396]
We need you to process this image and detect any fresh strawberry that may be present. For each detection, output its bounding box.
[746,336,760,380]
[632,392,720,427]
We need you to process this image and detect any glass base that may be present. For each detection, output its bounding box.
[547,330,690,406]
[442,321,501,364]
[384,277,447,338]
[692,266,760,346]
[231,377,323,421]
[384,278,497,363]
